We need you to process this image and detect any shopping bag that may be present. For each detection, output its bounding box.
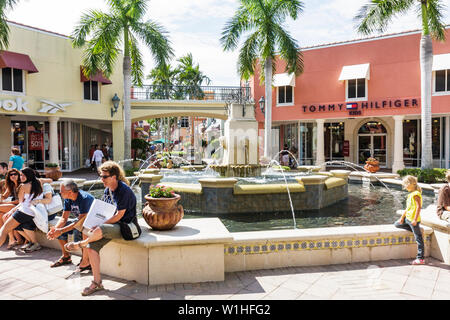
[45,194,63,215]
[32,203,49,233]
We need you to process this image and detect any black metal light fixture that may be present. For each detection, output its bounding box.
[258,96,265,115]
[111,93,120,117]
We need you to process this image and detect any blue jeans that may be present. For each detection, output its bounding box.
[394,219,424,259]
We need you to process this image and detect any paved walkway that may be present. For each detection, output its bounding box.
[0,246,449,300]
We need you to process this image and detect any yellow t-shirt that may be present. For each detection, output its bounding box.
[405,190,422,222]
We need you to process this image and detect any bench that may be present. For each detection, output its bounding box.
[36,217,234,285]
[415,205,450,264]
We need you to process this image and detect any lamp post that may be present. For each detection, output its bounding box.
[111,93,120,117]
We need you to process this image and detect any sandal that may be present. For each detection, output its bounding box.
[64,241,87,252]
[81,281,104,296]
[50,256,72,268]
[75,262,92,272]
[6,242,18,250]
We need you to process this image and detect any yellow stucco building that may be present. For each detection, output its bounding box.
[0,21,124,171]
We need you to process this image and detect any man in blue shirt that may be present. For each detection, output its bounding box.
[47,179,94,271]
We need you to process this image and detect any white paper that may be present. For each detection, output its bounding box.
[82,199,117,230]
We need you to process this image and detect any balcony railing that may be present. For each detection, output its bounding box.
[131,85,252,104]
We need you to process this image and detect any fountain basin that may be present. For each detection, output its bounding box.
[139,172,350,215]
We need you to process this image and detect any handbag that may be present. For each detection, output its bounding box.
[45,193,63,215]
[118,216,142,240]
[32,203,49,233]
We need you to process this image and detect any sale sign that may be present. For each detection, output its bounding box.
[29,132,43,151]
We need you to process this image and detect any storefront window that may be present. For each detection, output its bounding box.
[27,121,46,170]
[403,119,419,167]
[324,122,344,162]
[432,117,442,166]
[12,121,27,157]
[299,123,316,165]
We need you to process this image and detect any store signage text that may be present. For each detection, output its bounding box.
[0,98,29,112]
[302,98,419,115]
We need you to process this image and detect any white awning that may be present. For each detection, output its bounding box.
[273,73,295,87]
[338,63,370,81]
[432,53,450,71]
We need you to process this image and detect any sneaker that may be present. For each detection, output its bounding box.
[24,243,42,253]
[411,258,425,265]
[19,242,32,251]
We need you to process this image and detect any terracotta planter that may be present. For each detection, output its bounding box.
[45,166,62,181]
[142,194,184,230]
[364,160,380,173]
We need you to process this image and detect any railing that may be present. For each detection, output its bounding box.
[131,85,252,104]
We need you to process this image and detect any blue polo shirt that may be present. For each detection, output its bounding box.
[63,189,95,217]
[104,181,136,224]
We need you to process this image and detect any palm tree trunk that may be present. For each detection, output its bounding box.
[123,55,132,165]
[420,34,433,169]
[264,57,272,159]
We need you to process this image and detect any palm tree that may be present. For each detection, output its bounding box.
[175,52,211,99]
[72,0,173,163]
[147,63,177,99]
[0,0,19,50]
[221,0,304,159]
[354,0,447,169]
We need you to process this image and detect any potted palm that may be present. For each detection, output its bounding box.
[45,162,62,181]
[142,185,184,230]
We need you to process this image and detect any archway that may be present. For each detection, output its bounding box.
[357,121,387,167]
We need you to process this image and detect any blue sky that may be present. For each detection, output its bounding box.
[7,0,450,86]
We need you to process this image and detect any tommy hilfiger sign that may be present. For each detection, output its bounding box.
[302,98,419,115]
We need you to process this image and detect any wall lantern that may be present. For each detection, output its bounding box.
[258,96,265,116]
[111,93,120,117]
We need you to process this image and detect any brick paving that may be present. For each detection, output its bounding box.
[0,246,449,300]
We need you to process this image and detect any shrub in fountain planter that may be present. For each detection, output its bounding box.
[44,163,62,181]
[142,185,184,230]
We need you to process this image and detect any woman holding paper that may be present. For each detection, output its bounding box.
[65,161,140,296]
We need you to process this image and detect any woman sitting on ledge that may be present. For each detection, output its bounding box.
[65,161,140,296]
[437,169,450,222]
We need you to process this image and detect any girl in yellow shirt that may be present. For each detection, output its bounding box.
[395,175,424,265]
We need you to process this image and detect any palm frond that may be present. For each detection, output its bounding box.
[274,24,303,76]
[354,0,415,35]
[79,14,122,78]
[0,17,9,49]
[273,0,304,20]
[220,6,254,51]
[426,0,446,41]
[237,31,259,80]
[72,9,114,48]
[128,33,144,86]
[131,20,173,68]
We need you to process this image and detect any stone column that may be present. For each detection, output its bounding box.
[445,116,450,169]
[315,119,325,167]
[392,115,405,173]
[48,116,59,164]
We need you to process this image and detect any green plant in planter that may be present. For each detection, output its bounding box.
[131,138,149,160]
[397,168,447,184]
[148,184,175,198]
[45,163,59,168]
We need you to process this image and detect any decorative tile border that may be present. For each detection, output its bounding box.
[225,235,432,255]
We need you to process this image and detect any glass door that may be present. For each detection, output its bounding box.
[358,135,387,167]
[358,135,372,165]
[373,135,387,166]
